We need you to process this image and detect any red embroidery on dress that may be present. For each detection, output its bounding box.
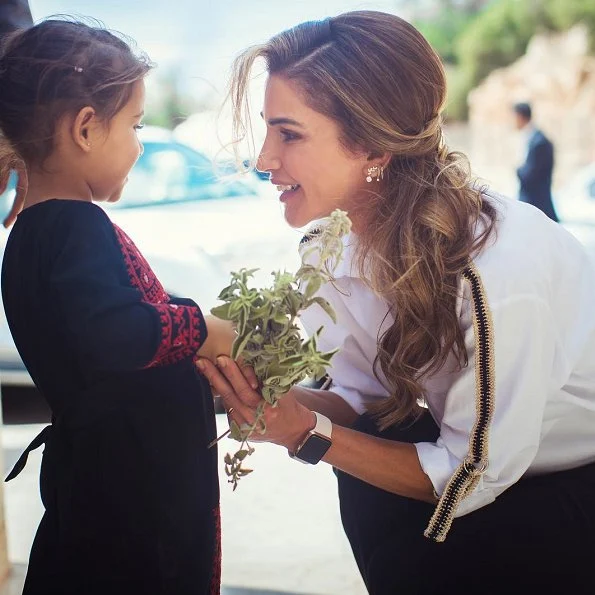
[148,303,202,368]
[112,224,203,367]
[112,225,169,303]
[210,505,222,595]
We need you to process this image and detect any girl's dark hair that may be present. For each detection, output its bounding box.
[0,18,152,172]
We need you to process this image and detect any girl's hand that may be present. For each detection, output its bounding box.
[1,163,27,228]
[197,315,237,362]
[197,356,315,452]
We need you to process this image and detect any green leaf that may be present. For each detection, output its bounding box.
[236,449,251,461]
[279,353,308,366]
[210,303,233,319]
[232,330,253,360]
[272,310,289,325]
[304,276,322,299]
[229,421,243,441]
[308,297,337,323]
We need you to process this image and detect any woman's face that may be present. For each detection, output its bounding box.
[257,75,373,229]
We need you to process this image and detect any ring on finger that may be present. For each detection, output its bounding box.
[226,407,235,417]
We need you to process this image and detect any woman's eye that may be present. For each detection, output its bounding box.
[280,129,299,142]
[134,123,145,131]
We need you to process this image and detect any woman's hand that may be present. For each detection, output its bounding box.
[197,356,315,452]
[1,163,27,228]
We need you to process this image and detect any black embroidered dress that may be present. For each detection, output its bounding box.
[2,200,220,594]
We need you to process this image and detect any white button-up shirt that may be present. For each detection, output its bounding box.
[299,194,595,517]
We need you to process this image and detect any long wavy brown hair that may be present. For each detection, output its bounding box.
[227,11,497,429]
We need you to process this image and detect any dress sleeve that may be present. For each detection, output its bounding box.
[415,294,562,519]
[48,203,207,371]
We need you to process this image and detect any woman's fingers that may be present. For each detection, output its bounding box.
[236,356,259,390]
[197,357,240,408]
[196,358,254,424]
[216,357,262,408]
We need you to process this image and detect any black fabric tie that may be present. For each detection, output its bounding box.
[5,424,53,482]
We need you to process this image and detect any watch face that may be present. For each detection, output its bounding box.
[295,434,332,465]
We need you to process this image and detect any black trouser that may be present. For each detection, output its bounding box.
[337,411,595,595]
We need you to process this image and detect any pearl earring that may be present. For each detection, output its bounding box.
[366,165,384,183]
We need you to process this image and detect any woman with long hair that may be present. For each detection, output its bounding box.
[199,11,595,594]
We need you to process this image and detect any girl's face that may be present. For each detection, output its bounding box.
[257,75,373,229]
[87,79,145,203]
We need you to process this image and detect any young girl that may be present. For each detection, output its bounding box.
[0,19,233,594]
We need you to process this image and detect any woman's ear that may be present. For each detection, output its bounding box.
[71,106,96,152]
[367,150,391,169]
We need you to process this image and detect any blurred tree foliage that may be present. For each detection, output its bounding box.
[416,0,595,120]
[415,0,490,63]
[144,68,216,130]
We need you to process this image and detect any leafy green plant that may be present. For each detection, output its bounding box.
[210,209,352,489]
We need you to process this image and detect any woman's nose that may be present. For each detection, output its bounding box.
[256,148,280,175]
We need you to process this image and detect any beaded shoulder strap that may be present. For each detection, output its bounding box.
[424,262,495,542]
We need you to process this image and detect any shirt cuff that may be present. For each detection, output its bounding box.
[415,441,496,517]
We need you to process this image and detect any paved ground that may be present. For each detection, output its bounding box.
[0,415,366,595]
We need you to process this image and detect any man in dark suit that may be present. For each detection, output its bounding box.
[514,102,559,222]
[0,0,32,38]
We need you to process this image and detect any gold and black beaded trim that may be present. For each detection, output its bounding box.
[424,262,495,543]
[299,226,322,246]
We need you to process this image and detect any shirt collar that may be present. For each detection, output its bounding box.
[522,123,536,142]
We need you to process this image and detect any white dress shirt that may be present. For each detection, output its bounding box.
[299,193,595,517]
[519,123,537,163]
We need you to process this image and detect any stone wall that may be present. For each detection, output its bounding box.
[464,25,595,196]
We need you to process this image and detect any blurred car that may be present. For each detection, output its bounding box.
[122,125,259,204]
[0,126,299,387]
[172,111,271,185]
[553,163,595,261]
[554,162,595,226]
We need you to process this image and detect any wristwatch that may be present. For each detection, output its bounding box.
[289,412,333,465]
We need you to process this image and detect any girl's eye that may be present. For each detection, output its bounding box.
[134,123,145,131]
[280,129,300,142]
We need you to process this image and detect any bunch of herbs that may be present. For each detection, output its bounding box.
[210,209,352,489]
